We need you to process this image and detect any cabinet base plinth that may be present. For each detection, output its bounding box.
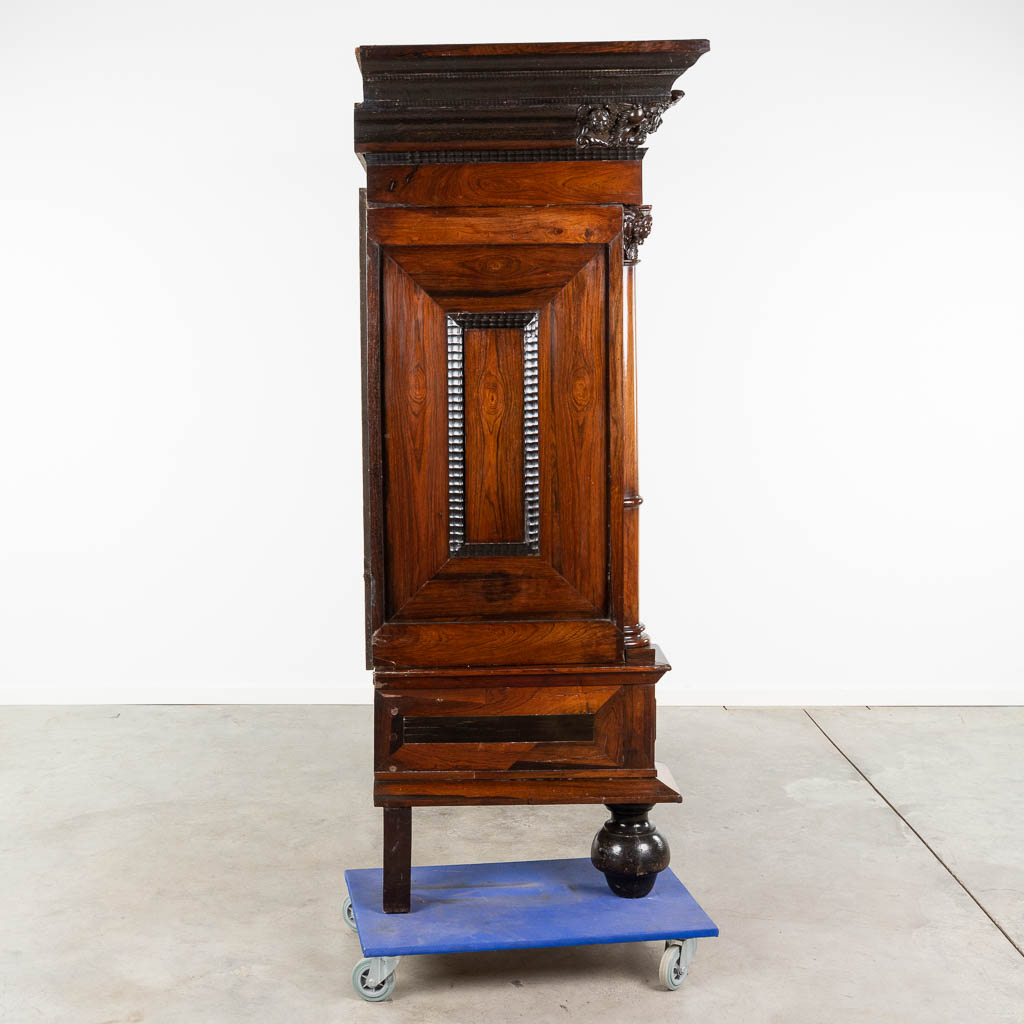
[374,773,681,808]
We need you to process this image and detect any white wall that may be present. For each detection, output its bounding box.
[2,0,1022,705]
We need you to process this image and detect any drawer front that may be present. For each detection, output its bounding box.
[374,684,653,773]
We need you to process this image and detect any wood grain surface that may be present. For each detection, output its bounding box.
[464,327,524,543]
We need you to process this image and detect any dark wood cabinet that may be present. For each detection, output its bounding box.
[354,39,709,912]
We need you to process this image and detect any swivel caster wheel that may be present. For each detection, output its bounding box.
[342,896,357,932]
[660,937,698,991]
[352,955,401,1002]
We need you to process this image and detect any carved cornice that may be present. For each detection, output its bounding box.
[576,93,681,149]
[354,40,708,152]
[622,205,653,264]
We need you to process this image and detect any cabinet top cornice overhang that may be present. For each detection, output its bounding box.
[354,39,709,156]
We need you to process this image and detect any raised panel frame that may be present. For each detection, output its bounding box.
[374,683,655,773]
[362,199,626,668]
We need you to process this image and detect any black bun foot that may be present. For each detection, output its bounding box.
[591,803,670,898]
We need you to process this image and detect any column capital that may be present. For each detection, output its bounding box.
[623,204,653,264]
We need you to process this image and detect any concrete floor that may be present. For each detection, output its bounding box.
[1,707,1022,1022]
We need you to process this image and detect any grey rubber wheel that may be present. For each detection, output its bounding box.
[352,958,396,1002]
[342,896,357,932]
[660,938,697,991]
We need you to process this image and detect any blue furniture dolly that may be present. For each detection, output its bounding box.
[342,857,718,1001]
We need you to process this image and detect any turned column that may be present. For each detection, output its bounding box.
[622,204,655,664]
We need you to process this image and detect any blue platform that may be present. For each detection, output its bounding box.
[344,857,718,958]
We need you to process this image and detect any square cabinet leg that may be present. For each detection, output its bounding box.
[382,806,411,913]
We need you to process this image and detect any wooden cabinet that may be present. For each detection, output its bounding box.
[354,39,709,912]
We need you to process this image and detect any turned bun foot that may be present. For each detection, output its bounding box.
[591,803,670,898]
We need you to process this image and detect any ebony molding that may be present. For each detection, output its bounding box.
[363,147,647,165]
[446,312,541,559]
[401,714,595,745]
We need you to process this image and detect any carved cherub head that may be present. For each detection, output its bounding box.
[586,107,614,133]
